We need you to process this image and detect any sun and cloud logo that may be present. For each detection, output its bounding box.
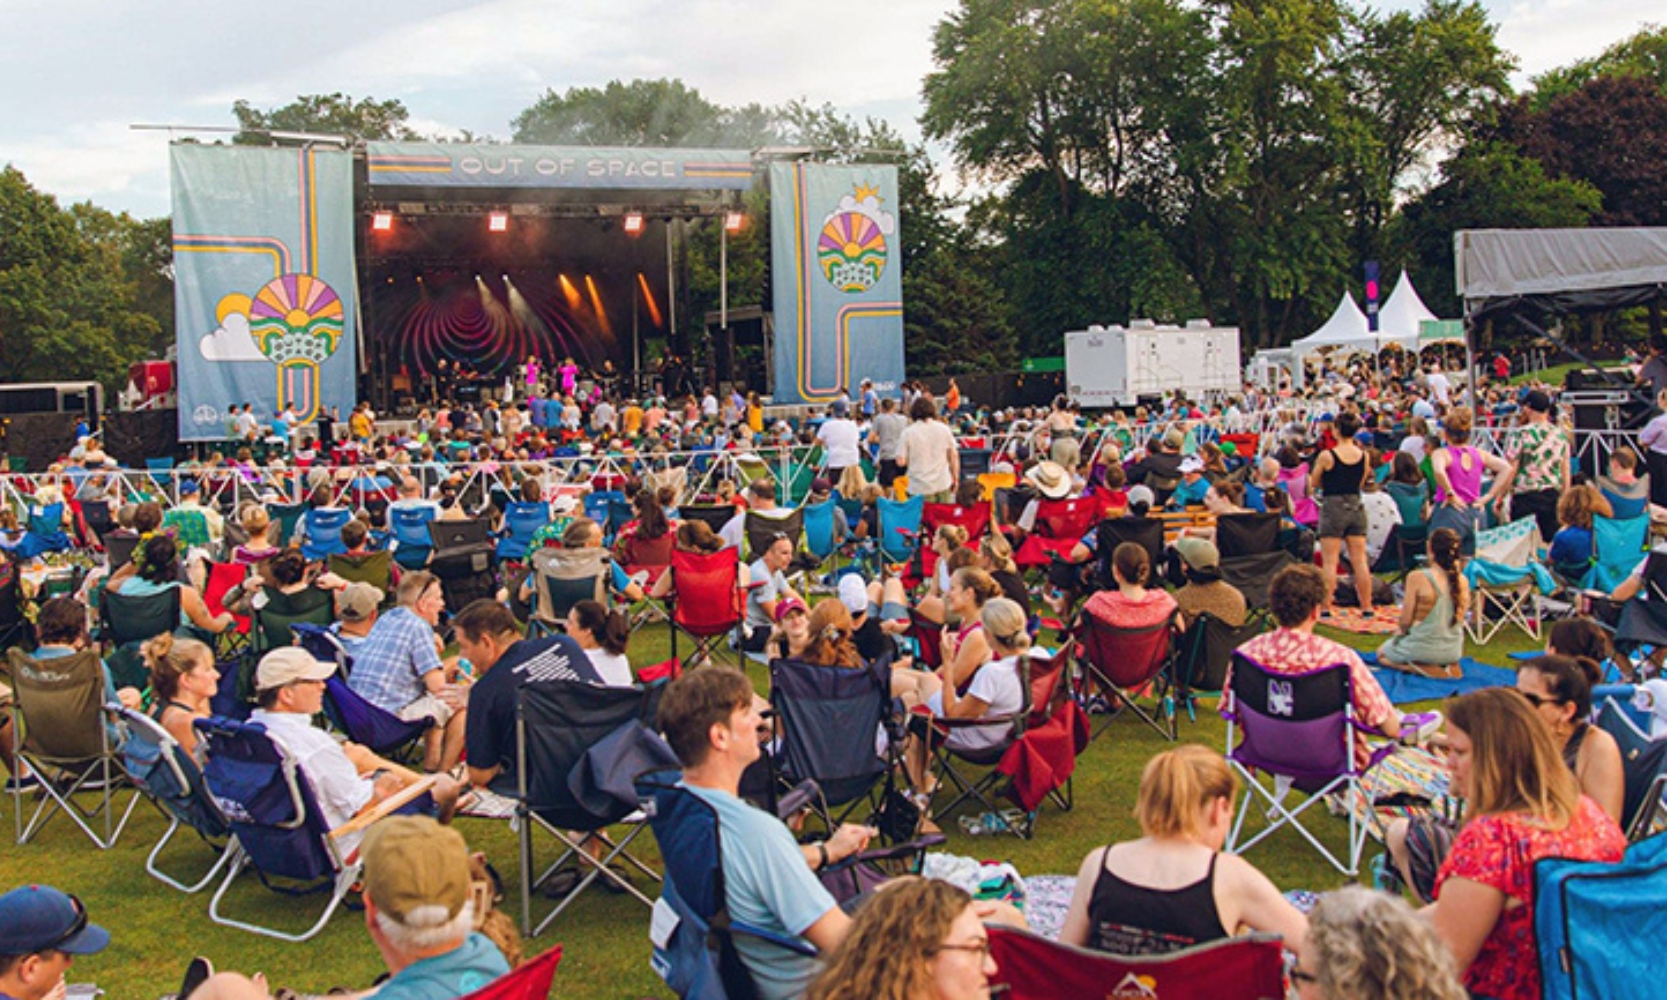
[197,273,344,422]
[816,182,894,294]
[1109,972,1160,999]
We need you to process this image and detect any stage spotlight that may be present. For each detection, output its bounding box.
[622,211,644,236]
[371,211,393,232]
[488,212,509,233]
[724,210,746,233]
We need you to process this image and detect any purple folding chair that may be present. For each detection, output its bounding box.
[1221,651,1396,877]
[291,624,431,764]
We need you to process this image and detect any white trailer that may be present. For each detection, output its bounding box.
[1065,320,1241,407]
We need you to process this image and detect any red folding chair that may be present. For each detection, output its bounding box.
[917,502,993,582]
[667,548,746,666]
[1014,496,1103,568]
[201,560,252,657]
[457,945,562,1000]
[989,926,1286,1000]
[1071,612,1178,741]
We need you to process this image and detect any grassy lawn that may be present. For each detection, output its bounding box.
[2,617,1546,1000]
[1507,360,1628,386]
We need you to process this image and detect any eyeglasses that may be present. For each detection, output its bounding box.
[1519,691,1563,709]
[931,937,991,960]
[37,894,88,955]
[1289,962,1320,986]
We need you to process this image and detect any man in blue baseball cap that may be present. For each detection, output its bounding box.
[0,884,108,1000]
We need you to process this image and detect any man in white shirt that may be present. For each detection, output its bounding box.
[720,479,785,552]
[248,648,462,846]
[1426,365,1451,405]
[234,404,260,441]
[701,390,720,422]
[897,395,959,502]
[815,399,863,483]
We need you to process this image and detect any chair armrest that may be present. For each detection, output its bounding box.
[845,832,947,864]
[330,774,440,841]
[775,779,821,820]
[729,918,819,958]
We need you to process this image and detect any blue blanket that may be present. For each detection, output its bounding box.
[1364,653,1518,704]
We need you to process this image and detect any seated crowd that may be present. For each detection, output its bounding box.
[0,367,1651,1000]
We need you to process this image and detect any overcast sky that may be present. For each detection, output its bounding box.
[1,0,1658,218]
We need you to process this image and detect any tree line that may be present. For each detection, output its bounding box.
[3,12,1664,392]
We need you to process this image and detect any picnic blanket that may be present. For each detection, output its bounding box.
[1322,606,1402,635]
[1363,653,1517,704]
[1333,744,1453,842]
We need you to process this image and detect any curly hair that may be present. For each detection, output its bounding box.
[802,600,862,669]
[806,878,971,1000]
[1305,886,1466,1000]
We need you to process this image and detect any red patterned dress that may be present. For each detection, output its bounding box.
[1434,796,1625,1000]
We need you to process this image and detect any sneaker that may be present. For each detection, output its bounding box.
[3,773,39,793]
[179,956,215,1000]
[537,868,582,899]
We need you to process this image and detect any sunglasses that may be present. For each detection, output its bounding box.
[1518,691,1564,709]
[931,937,991,960]
[37,894,88,955]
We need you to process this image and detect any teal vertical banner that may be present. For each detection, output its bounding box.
[171,145,359,441]
[769,162,905,404]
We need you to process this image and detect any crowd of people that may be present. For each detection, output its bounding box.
[1,343,1662,1000]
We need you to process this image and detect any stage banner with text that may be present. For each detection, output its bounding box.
[171,145,358,442]
[769,162,905,404]
[365,142,755,190]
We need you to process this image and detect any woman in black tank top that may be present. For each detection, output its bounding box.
[1058,746,1310,956]
[1308,411,1376,616]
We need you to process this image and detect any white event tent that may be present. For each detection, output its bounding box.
[1290,272,1443,360]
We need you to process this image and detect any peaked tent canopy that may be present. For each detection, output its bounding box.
[1290,291,1371,357]
[1379,272,1439,348]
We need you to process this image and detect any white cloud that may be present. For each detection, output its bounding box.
[2,120,171,214]
[199,312,265,362]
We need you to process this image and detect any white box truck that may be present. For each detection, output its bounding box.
[1065,319,1241,407]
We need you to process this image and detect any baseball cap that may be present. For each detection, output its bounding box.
[831,399,849,415]
[1162,429,1185,451]
[1523,389,1553,413]
[1175,536,1221,571]
[361,817,471,928]
[1178,456,1205,474]
[838,575,869,615]
[773,596,808,623]
[337,582,384,623]
[254,647,336,691]
[179,479,199,495]
[1126,485,1156,508]
[810,476,833,495]
[0,885,110,956]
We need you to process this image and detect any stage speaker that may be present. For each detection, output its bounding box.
[1568,390,1656,477]
[2,413,82,472]
[102,410,179,469]
[1565,368,1637,391]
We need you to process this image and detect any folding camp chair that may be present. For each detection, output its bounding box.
[248,585,335,655]
[101,585,183,690]
[161,506,212,551]
[1535,829,1667,1000]
[201,560,252,657]
[1172,612,1264,727]
[1070,613,1178,740]
[1464,516,1553,644]
[1594,694,1667,841]
[0,555,30,651]
[298,507,353,562]
[1093,516,1166,586]
[266,502,305,547]
[196,715,435,942]
[1585,515,1650,594]
[744,509,804,564]
[988,926,1287,1000]
[527,546,611,636]
[389,504,437,569]
[457,946,563,1000]
[327,550,395,598]
[618,529,677,625]
[513,680,665,936]
[1214,512,1293,617]
[427,518,498,611]
[667,548,746,667]
[113,706,238,893]
[1015,497,1101,569]
[290,624,432,764]
[768,656,895,832]
[915,502,992,581]
[1222,651,1397,876]
[639,774,819,1000]
[583,490,631,545]
[800,499,843,575]
[497,501,550,562]
[905,610,945,672]
[678,503,735,536]
[6,648,138,848]
[79,499,114,548]
[875,495,924,566]
[923,655,1034,836]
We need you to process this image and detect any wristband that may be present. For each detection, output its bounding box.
[816,842,830,871]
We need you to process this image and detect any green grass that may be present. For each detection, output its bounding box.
[4,617,1546,999]
[1507,360,1628,386]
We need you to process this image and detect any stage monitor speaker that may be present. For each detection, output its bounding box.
[1569,391,1656,477]
[1566,368,1636,390]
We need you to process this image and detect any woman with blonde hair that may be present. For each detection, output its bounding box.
[836,464,870,501]
[232,502,279,568]
[1424,688,1624,1000]
[978,533,1030,616]
[807,879,997,1000]
[144,633,219,757]
[1059,744,1307,955]
[1293,886,1464,1000]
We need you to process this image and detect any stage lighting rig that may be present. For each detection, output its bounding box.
[488,212,509,233]
[724,210,746,233]
[622,211,645,236]
[371,211,393,232]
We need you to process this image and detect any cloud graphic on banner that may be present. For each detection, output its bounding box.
[835,185,895,234]
[198,309,264,362]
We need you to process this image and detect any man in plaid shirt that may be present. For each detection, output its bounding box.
[346,570,468,773]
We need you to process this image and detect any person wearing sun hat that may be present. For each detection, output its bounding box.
[1168,455,1212,508]
[0,883,109,1000]
[1016,460,1074,533]
[359,817,510,999]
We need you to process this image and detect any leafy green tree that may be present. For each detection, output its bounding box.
[1499,75,1667,226]
[0,168,162,390]
[232,93,419,144]
[1530,24,1667,109]
[512,79,779,147]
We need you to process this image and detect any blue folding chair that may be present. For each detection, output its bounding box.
[1,502,71,560]
[115,705,239,893]
[299,507,353,562]
[389,504,437,569]
[291,624,432,764]
[196,715,432,941]
[1585,515,1650,594]
[583,491,630,545]
[801,499,842,572]
[769,656,894,830]
[875,495,923,566]
[146,456,175,492]
[497,500,551,562]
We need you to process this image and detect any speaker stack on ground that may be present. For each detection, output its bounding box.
[1564,368,1656,478]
